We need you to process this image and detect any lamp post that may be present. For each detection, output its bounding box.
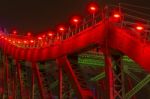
[70,16,81,34]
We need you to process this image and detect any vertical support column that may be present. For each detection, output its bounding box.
[31,67,35,99]
[32,62,45,99]
[104,51,114,99]
[12,72,16,99]
[58,62,63,99]
[16,62,23,99]
[57,56,83,98]
[57,56,95,99]
[5,57,9,99]
[0,61,4,99]
[13,64,18,99]
[113,55,125,99]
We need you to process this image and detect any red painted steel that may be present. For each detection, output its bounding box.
[0,16,150,99]
[5,58,9,98]
[57,56,95,99]
[31,66,35,99]
[57,60,63,99]
[104,51,114,99]
[108,25,150,72]
[1,20,150,73]
[16,62,24,98]
[2,21,107,62]
[32,63,45,99]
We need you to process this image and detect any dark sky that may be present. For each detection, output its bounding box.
[0,0,149,34]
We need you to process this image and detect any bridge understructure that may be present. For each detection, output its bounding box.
[0,5,150,99]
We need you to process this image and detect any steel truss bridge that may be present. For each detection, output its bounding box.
[0,3,150,99]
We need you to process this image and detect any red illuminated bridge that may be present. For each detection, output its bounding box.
[0,3,150,99]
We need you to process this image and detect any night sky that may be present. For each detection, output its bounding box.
[0,0,149,34]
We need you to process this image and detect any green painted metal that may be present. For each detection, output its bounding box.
[90,72,105,82]
[124,69,140,82]
[78,54,136,68]
[78,59,104,67]
[78,52,104,67]
[125,74,150,99]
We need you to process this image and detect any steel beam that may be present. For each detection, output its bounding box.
[16,62,24,99]
[58,61,63,99]
[113,55,125,99]
[32,63,45,99]
[104,52,114,99]
[125,74,150,99]
[31,66,35,99]
[57,56,95,99]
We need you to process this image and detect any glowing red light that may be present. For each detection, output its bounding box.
[24,40,27,43]
[18,41,21,44]
[30,40,34,43]
[27,32,31,36]
[90,6,96,11]
[113,13,121,18]
[59,27,64,31]
[136,26,144,31]
[42,34,46,38]
[4,37,7,40]
[48,32,53,36]
[58,26,65,32]
[71,16,81,25]
[38,37,42,40]
[73,19,78,23]
[8,39,11,42]
[13,30,17,35]
[88,3,98,14]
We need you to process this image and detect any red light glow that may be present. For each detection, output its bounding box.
[13,30,17,35]
[136,26,144,31]
[38,37,42,40]
[42,34,46,38]
[27,32,31,36]
[87,3,98,14]
[30,40,34,43]
[59,27,64,31]
[24,40,27,43]
[113,13,121,18]
[73,19,78,23]
[4,38,7,40]
[71,16,81,26]
[48,32,53,36]
[58,26,66,32]
[18,41,21,44]
[90,6,96,11]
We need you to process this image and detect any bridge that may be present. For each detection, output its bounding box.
[0,2,150,99]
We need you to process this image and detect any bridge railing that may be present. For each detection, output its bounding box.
[0,12,103,48]
[1,5,150,48]
[110,4,150,43]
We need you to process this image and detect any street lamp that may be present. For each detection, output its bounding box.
[87,2,99,22]
[57,25,66,40]
[70,16,81,27]
[87,2,98,14]
[136,25,144,31]
[70,16,81,34]
[27,32,31,36]
[12,30,17,35]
